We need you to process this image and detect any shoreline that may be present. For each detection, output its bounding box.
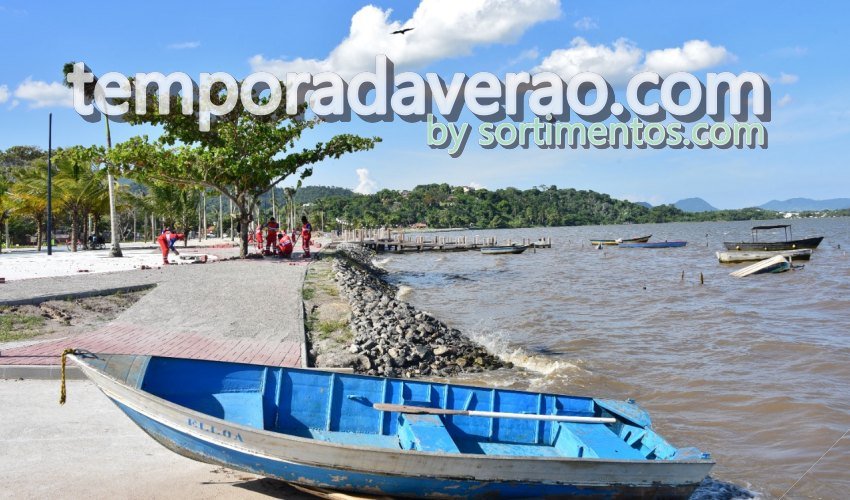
[304,244,508,378]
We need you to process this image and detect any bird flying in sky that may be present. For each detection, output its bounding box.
[391,27,414,35]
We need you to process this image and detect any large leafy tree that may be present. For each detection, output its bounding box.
[109,81,380,257]
[53,146,111,252]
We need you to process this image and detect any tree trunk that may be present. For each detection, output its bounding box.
[239,209,250,258]
[82,213,90,250]
[36,219,43,252]
[182,214,190,247]
[70,216,78,253]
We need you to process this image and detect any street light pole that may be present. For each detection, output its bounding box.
[47,113,53,256]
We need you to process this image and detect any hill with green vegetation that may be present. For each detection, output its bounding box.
[313,184,786,229]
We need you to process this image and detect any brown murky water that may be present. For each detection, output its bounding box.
[382,218,850,498]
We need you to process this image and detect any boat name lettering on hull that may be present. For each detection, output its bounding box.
[187,418,244,442]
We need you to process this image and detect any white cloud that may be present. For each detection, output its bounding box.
[534,37,643,84]
[250,0,561,80]
[14,78,73,108]
[354,168,378,194]
[778,93,792,107]
[778,72,799,84]
[642,40,732,76]
[507,47,540,66]
[761,72,799,85]
[167,41,201,50]
[467,181,485,190]
[8,99,19,110]
[535,38,732,84]
[573,16,598,30]
[0,85,9,104]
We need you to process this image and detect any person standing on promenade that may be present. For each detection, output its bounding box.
[264,217,280,253]
[301,215,312,258]
[254,224,264,252]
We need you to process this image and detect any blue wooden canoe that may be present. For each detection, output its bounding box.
[618,241,688,248]
[69,353,713,498]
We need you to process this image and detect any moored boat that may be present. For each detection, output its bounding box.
[590,234,651,246]
[480,245,528,255]
[729,255,792,277]
[618,241,687,248]
[69,353,714,499]
[716,248,812,263]
[723,224,823,251]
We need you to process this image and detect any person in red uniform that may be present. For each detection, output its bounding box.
[156,227,184,265]
[254,225,264,252]
[300,215,312,258]
[264,217,280,253]
[276,230,293,258]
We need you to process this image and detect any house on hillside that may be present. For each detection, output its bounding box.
[410,222,427,229]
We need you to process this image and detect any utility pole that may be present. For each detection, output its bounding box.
[47,113,53,255]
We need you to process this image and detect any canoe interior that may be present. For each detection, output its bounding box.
[90,355,699,463]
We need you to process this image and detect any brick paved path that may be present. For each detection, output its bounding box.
[0,257,310,368]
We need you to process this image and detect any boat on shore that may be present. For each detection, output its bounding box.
[729,255,794,277]
[723,224,823,251]
[69,353,714,499]
[480,245,528,255]
[618,241,687,248]
[716,248,812,263]
[590,234,651,246]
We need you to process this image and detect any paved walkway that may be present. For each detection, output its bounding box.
[0,379,312,499]
[0,256,314,370]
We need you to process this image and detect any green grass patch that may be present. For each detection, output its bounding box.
[302,286,316,301]
[317,319,348,335]
[0,313,46,342]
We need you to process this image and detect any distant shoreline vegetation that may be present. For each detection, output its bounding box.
[303,184,849,230]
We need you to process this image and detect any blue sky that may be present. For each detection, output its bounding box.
[0,0,848,208]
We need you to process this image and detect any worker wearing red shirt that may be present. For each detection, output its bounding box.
[276,230,293,258]
[157,227,184,265]
[264,217,280,253]
[254,225,264,251]
[300,215,312,258]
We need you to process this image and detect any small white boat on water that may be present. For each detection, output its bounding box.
[716,248,812,264]
[729,255,793,277]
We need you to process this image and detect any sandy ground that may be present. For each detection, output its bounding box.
[0,291,146,347]
[0,239,238,281]
[0,379,312,500]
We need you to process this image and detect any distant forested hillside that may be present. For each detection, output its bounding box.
[313,184,784,229]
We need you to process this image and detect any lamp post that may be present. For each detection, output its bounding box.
[47,113,53,256]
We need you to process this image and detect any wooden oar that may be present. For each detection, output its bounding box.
[372,403,616,424]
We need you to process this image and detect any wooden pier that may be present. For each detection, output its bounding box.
[339,229,552,254]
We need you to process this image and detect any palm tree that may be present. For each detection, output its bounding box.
[62,62,122,257]
[8,161,53,251]
[53,152,108,252]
